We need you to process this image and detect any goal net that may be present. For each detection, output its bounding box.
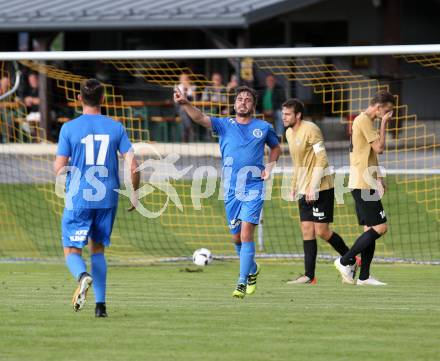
[0,46,438,263]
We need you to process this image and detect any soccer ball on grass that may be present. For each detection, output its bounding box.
[192,248,213,266]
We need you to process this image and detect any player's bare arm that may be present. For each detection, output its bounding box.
[173,86,211,128]
[306,131,328,203]
[378,177,387,198]
[53,155,69,176]
[261,144,281,180]
[371,110,392,154]
[122,151,140,212]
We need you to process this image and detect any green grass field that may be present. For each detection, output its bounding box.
[1,261,439,361]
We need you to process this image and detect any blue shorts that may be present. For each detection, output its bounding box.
[61,207,117,249]
[224,196,264,234]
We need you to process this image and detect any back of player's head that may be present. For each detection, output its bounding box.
[370,90,395,106]
[80,78,104,107]
[234,86,257,106]
[282,98,304,119]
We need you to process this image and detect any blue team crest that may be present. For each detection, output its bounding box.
[253,128,263,138]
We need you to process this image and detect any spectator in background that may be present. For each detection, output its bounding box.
[226,74,239,114]
[199,72,227,141]
[24,72,41,123]
[202,72,228,115]
[0,76,12,142]
[176,71,197,142]
[14,72,41,139]
[0,76,10,95]
[258,74,285,138]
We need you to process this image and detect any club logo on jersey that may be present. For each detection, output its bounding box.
[253,128,263,138]
[380,210,386,219]
[295,138,301,146]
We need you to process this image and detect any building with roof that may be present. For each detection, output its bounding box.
[0,0,438,51]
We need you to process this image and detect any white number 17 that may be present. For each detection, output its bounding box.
[81,134,109,165]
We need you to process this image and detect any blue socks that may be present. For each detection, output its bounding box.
[235,242,257,280]
[91,253,107,304]
[238,242,256,284]
[66,253,87,280]
[65,252,107,304]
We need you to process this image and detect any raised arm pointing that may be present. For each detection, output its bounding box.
[173,86,212,128]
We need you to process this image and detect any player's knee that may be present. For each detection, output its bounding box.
[241,235,253,243]
[63,246,82,258]
[317,229,331,240]
[240,229,254,243]
[300,222,315,239]
[373,223,388,235]
[232,234,241,245]
[379,223,388,235]
[90,241,105,254]
[240,222,256,243]
[315,224,331,240]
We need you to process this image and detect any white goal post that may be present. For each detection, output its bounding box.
[0,44,439,61]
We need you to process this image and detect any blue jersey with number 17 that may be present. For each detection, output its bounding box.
[57,114,132,209]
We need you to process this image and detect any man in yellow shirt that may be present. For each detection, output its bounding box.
[334,90,394,285]
[283,98,357,284]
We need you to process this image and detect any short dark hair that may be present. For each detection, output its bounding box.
[282,98,305,119]
[234,86,258,105]
[370,90,395,106]
[80,78,104,107]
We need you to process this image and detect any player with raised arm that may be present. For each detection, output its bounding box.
[334,90,394,285]
[283,98,357,284]
[54,79,139,316]
[174,85,281,298]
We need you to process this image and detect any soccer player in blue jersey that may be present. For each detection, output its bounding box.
[174,85,281,298]
[54,79,139,317]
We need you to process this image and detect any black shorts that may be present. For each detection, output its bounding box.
[298,188,334,223]
[351,189,387,226]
